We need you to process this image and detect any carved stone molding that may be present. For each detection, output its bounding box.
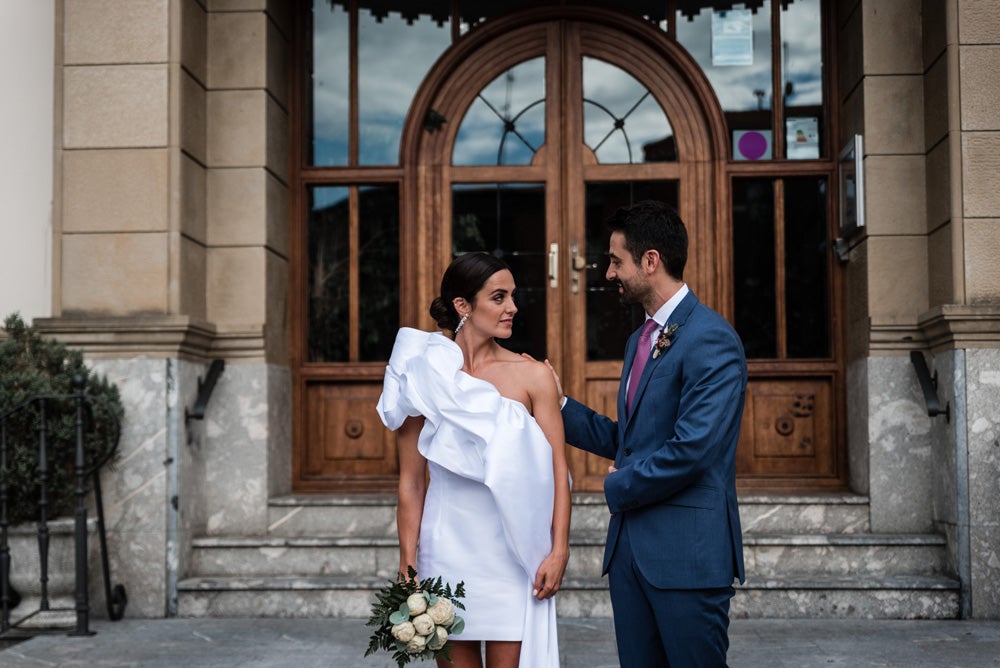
[867,305,1000,354]
[33,315,267,362]
[918,305,1000,353]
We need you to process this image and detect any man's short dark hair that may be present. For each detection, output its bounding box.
[606,200,687,281]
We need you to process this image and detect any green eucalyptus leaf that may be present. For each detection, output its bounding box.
[449,616,465,635]
[388,610,407,625]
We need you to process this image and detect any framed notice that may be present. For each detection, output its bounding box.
[838,134,864,237]
[711,10,753,66]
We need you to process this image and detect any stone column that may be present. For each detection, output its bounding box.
[40,0,291,617]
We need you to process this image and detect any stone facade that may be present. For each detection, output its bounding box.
[3,0,999,621]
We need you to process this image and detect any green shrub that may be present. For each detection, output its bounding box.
[0,313,124,525]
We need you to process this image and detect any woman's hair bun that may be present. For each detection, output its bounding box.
[429,296,458,330]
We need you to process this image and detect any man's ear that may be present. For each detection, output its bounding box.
[643,249,661,274]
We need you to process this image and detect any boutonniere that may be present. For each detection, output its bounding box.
[651,323,680,359]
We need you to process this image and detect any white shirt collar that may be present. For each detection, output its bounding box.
[647,284,689,331]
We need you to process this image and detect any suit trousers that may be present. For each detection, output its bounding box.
[607,520,734,668]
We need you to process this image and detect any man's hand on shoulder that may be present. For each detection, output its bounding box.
[521,353,564,399]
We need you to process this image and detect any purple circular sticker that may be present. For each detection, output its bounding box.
[738,131,768,160]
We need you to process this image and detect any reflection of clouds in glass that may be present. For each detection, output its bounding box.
[357,9,450,164]
[310,2,451,165]
[676,4,773,111]
[583,57,673,163]
[781,0,823,106]
[453,58,545,166]
[312,2,349,164]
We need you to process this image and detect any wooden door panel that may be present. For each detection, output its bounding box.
[567,378,617,492]
[302,382,397,480]
[737,378,835,477]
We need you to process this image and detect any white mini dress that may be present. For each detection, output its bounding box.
[376,328,559,667]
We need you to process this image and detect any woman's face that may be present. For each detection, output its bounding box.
[464,269,518,339]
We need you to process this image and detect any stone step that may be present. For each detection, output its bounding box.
[176,573,960,620]
[189,532,945,580]
[264,492,871,537]
[266,494,398,538]
[736,493,870,534]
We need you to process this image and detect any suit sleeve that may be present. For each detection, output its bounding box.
[561,396,620,461]
[603,322,747,514]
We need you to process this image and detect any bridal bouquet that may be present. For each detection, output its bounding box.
[365,566,466,666]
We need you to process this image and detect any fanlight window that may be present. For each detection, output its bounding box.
[583,57,675,163]
[452,57,546,166]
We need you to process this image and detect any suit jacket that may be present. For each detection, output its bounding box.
[562,290,747,589]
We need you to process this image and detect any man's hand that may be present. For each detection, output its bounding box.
[608,465,617,474]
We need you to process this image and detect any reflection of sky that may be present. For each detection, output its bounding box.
[453,58,546,166]
[311,1,824,166]
[583,57,673,163]
[311,2,450,166]
[781,0,823,107]
[676,3,773,111]
[312,3,349,165]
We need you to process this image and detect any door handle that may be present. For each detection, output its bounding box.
[570,241,595,294]
[548,243,558,288]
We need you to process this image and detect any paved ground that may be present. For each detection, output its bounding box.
[2,617,1000,667]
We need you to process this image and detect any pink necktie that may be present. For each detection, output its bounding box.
[626,319,660,415]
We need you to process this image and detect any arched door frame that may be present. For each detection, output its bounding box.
[397,7,733,330]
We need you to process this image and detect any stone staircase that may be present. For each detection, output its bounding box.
[177,493,960,619]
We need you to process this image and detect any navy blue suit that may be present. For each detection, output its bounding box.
[563,291,747,667]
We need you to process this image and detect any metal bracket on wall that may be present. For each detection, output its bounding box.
[909,351,950,422]
[185,359,225,424]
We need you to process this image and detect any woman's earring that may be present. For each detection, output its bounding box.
[454,313,469,337]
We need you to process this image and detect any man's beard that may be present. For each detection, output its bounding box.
[616,279,644,306]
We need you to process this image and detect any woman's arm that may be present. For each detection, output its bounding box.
[527,362,571,600]
[396,415,427,578]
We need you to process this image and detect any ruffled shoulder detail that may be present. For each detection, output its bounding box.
[375,328,459,430]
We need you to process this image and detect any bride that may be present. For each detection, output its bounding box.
[377,252,571,668]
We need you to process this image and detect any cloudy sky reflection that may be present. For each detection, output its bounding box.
[310,0,824,168]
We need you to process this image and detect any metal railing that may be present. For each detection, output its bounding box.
[910,350,950,422]
[0,376,127,637]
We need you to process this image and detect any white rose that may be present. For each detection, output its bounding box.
[426,625,449,650]
[405,633,427,654]
[426,598,455,626]
[390,620,415,643]
[411,613,434,636]
[406,593,428,616]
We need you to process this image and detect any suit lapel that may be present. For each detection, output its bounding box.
[624,291,700,428]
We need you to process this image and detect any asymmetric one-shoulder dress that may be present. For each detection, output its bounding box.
[376,328,560,667]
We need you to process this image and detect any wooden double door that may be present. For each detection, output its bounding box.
[294,10,844,493]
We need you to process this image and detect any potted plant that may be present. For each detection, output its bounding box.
[0,313,123,625]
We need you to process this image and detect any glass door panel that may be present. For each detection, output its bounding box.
[584,181,679,360]
[451,183,548,360]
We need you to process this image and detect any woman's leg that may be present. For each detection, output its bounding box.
[437,640,483,668]
[484,641,520,668]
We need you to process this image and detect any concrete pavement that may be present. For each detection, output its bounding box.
[2,617,999,667]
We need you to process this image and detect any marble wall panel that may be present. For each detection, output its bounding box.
[867,356,935,533]
[267,364,292,497]
[965,348,1000,618]
[847,358,870,494]
[930,351,959,529]
[966,350,1000,525]
[199,362,274,535]
[88,358,171,617]
[971,525,1000,617]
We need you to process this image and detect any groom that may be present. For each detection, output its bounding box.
[560,201,747,667]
